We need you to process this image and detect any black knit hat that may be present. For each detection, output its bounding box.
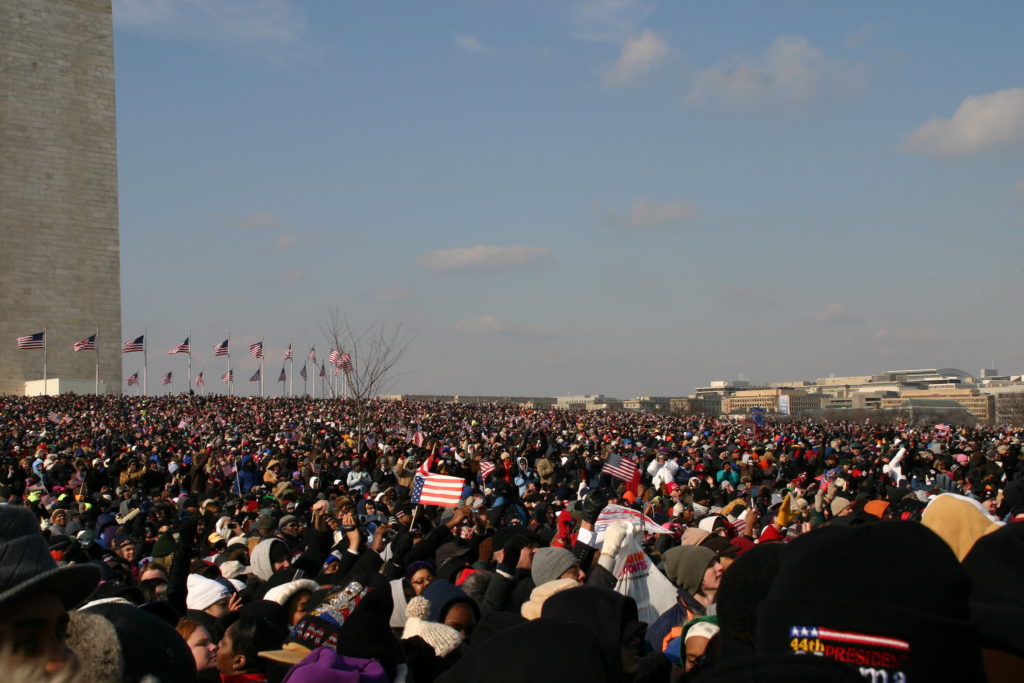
[962,522,1024,658]
[757,522,984,681]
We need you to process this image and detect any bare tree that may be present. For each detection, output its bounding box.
[320,307,413,401]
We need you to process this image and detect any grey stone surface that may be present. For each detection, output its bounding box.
[0,0,122,395]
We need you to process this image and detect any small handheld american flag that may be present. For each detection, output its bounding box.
[479,460,496,480]
[603,453,639,482]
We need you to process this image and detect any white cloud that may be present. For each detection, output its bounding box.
[569,0,654,44]
[687,36,865,108]
[114,0,306,44]
[454,315,505,334]
[873,328,937,342]
[456,35,491,54]
[813,303,857,324]
[420,245,550,272]
[377,284,414,302]
[602,30,669,86]
[273,232,322,250]
[453,315,561,341]
[901,88,1024,157]
[226,211,283,230]
[601,197,699,230]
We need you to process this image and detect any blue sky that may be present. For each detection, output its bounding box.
[113,0,1024,398]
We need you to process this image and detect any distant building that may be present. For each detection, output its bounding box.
[621,397,673,415]
[881,388,994,424]
[722,389,821,416]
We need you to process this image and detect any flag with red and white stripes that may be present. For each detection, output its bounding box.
[194,372,204,386]
[328,349,342,366]
[169,337,190,354]
[161,371,173,386]
[284,345,293,361]
[602,453,639,482]
[299,365,307,380]
[249,368,261,382]
[221,370,234,383]
[249,342,263,359]
[214,339,229,356]
[73,335,96,352]
[17,332,45,350]
[479,460,495,480]
[122,335,144,353]
[278,367,286,382]
[127,372,139,386]
[411,473,464,507]
[308,347,316,362]
[339,352,353,373]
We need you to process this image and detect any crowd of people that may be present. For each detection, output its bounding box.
[1,393,1022,682]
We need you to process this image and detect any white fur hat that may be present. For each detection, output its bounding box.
[263,579,319,607]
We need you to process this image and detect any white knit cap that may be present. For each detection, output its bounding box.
[401,597,462,657]
[685,620,720,643]
[219,560,250,580]
[185,574,230,611]
[263,579,319,607]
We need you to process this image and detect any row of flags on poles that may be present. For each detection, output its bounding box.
[16,331,352,368]
[16,330,354,387]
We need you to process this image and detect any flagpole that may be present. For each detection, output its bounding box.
[260,334,265,398]
[312,360,317,400]
[94,327,99,395]
[143,328,148,397]
[289,337,294,398]
[187,328,192,392]
[303,365,307,397]
[43,324,48,396]
[227,332,232,397]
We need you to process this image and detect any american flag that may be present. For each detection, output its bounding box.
[169,337,190,354]
[221,370,234,383]
[603,453,639,482]
[122,335,145,353]
[67,471,84,490]
[222,462,237,478]
[249,368,261,382]
[332,365,340,377]
[339,352,353,373]
[284,345,293,361]
[479,460,495,480]
[194,372,204,386]
[278,366,286,382]
[299,364,307,380]
[127,372,139,386]
[73,334,96,352]
[411,473,464,507]
[249,341,263,359]
[308,347,316,362]
[214,339,229,356]
[48,411,61,424]
[417,449,437,476]
[162,371,173,386]
[328,349,342,366]
[17,332,45,350]
[319,364,326,378]
[411,429,425,448]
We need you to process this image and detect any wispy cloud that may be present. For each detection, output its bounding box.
[599,197,699,230]
[226,211,283,230]
[813,303,858,324]
[901,88,1024,157]
[687,36,865,109]
[569,0,654,44]
[377,283,414,302]
[113,0,327,63]
[273,232,322,250]
[602,29,669,86]
[456,34,491,54]
[453,315,561,341]
[420,245,550,272]
[873,327,937,342]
